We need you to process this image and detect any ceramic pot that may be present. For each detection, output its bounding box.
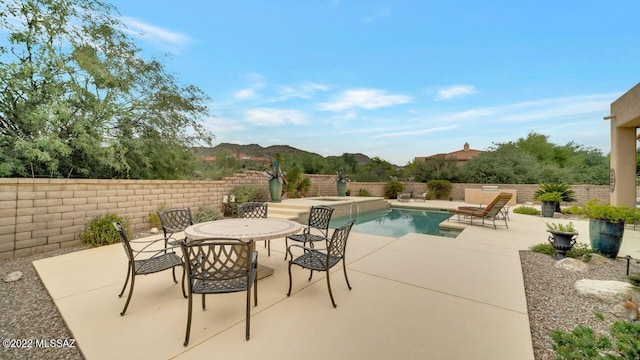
[589,218,625,258]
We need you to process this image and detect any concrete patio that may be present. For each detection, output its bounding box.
[33,199,640,360]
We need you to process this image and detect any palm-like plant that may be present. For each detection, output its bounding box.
[534,183,576,212]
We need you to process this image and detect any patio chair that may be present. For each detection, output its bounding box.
[158,208,193,280]
[284,205,335,260]
[448,192,513,229]
[180,238,258,346]
[237,202,271,256]
[113,222,186,316]
[286,220,355,308]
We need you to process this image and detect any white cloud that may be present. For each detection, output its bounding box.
[120,16,191,51]
[234,88,257,100]
[373,125,460,138]
[435,85,477,100]
[245,109,307,125]
[276,82,329,101]
[318,88,412,111]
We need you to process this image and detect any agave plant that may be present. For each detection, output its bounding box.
[336,167,350,183]
[263,158,286,184]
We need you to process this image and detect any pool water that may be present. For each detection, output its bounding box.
[330,208,459,238]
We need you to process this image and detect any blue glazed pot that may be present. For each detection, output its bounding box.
[589,219,625,258]
[337,181,347,196]
[268,178,282,203]
[541,201,556,218]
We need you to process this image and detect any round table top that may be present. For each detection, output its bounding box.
[185,218,302,241]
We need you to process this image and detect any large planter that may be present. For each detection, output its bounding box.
[268,178,283,203]
[337,181,347,197]
[541,201,557,218]
[589,219,625,258]
[547,230,577,260]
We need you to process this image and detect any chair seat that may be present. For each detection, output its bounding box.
[291,252,340,272]
[192,273,251,294]
[134,253,183,275]
[288,233,327,243]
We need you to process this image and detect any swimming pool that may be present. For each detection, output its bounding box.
[330,208,459,238]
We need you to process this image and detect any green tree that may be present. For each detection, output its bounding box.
[0,0,213,179]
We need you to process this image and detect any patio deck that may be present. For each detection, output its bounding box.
[33,199,640,360]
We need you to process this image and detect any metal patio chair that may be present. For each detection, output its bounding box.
[287,220,355,308]
[284,205,334,260]
[237,202,271,255]
[180,238,258,346]
[113,222,186,316]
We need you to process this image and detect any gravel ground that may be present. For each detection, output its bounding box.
[1,245,638,360]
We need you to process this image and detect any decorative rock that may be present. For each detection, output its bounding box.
[574,279,637,304]
[150,227,159,234]
[4,271,23,282]
[554,257,589,272]
[611,297,639,321]
[587,253,611,266]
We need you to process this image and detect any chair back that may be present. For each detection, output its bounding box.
[484,193,512,217]
[327,220,355,260]
[113,222,134,263]
[158,208,193,239]
[237,202,268,219]
[308,205,335,237]
[181,238,255,286]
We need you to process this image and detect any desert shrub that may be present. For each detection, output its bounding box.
[147,203,169,229]
[194,206,223,223]
[384,179,403,199]
[551,319,640,359]
[79,213,130,247]
[426,180,452,200]
[358,189,371,197]
[232,185,270,203]
[529,243,557,257]
[514,206,541,216]
[562,205,583,215]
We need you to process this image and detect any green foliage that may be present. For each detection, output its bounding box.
[194,206,223,223]
[147,203,169,229]
[426,180,452,200]
[358,189,371,197]
[513,206,541,215]
[529,243,557,257]
[79,213,129,247]
[551,319,640,360]
[283,164,311,198]
[534,183,577,202]
[0,0,213,179]
[336,167,349,183]
[408,156,468,183]
[579,199,636,223]
[536,191,563,202]
[627,275,640,287]
[546,222,577,233]
[232,185,270,203]
[384,178,404,199]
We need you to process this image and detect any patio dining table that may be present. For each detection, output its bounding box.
[184,218,302,279]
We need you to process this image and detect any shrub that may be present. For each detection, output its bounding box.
[358,189,371,197]
[514,206,541,215]
[384,178,403,199]
[147,203,169,229]
[551,318,640,359]
[232,185,270,203]
[426,180,452,200]
[194,206,223,223]
[529,243,557,257]
[79,213,130,247]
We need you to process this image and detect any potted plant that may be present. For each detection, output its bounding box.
[578,199,636,258]
[263,159,287,203]
[535,192,563,218]
[336,167,350,197]
[534,183,576,213]
[546,222,578,260]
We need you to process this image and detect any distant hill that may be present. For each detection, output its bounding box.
[193,143,375,166]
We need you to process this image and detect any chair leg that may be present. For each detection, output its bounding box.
[308,270,314,281]
[202,294,206,310]
[254,273,258,306]
[172,267,178,284]
[342,259,352,290]
[180,265,187,299]
[326,269,337,308]
[287,261,293,296]
[245,283,251,341]
[118,266,132,298]
[284,238,288,260]
[267,240,270,257]
[120,273,135,316]
[184,293,193,346]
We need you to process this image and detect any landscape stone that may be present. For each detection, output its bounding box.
[3,271,23,282]
[150,227,159,234]
[587,254,611,266]
[611,297,639,321]
[554,257,588,272]
[574,279,638,304]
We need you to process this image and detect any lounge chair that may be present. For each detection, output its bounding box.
[449,192,513,229]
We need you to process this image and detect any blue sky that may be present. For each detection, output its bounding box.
[108,0,639,165]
